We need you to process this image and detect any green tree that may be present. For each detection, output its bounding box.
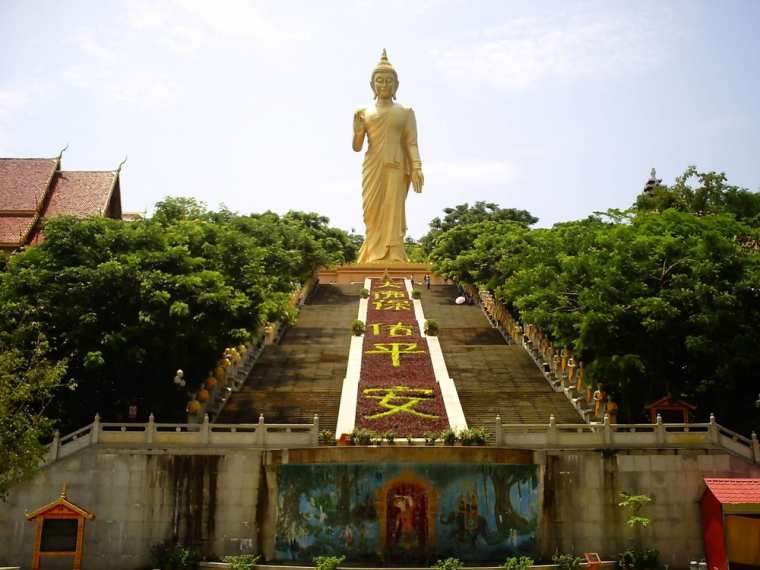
[0,200,356,432]
[0,339,67,499]
[420,201,537,254]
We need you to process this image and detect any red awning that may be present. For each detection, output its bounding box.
[704,478,760,504]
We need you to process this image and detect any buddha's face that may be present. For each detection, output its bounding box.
[372,70,398,100]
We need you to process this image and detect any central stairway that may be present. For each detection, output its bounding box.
[216,283,361,429]
[420,285,583,427]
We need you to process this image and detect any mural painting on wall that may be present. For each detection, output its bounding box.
[275,463,538,562]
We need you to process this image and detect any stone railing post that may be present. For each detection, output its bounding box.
[655,413,665,446]
[91,413,101,445]
[312,414,320,446]
[147,413,155,444]
[257,414,266,447]
[547,414,558,446]
[708,413,719,445]
[495,415,503,447]
[201,413,210,444]
[48,430,60,462]
[752,432,760,464]
[603,415,613,447]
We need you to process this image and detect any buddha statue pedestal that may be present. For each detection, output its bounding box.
[317,262,445,285]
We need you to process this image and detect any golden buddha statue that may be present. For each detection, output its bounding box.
[353,49,424,263]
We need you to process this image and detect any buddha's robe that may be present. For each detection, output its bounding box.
[356,103,421,263]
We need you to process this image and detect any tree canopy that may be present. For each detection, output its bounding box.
[0,198,357,433]
[429,170,760,433]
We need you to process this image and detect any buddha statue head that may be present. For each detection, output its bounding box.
[370,49,399,101]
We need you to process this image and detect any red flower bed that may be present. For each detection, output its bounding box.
[355,278,449,437]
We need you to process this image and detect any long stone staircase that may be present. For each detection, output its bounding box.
[420,285,583,427]
[216,283,361,429]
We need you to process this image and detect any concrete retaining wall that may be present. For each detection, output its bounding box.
[2,445,759,569]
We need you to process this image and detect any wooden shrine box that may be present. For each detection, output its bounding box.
[25,486,94,570]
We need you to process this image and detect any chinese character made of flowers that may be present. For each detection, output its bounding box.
[362,386,439,419]
[364,342,425,367]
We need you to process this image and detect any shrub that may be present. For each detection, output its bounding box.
[440,428,458,445]
[412,288,422,299]
[314,556,346,570]
[424,319,439,336]
[383,431,395,444]
[424,431,438,445]
[319,430,336,445]
[434,558,463,570]
[406,435,414,445]
[459,426,489,445]
[349,427,375,445]
[503,556,534,570]
[360,288,370,299]
[224,554,260,570]
[552,553,583,570]
[351,319,365,336]
[150,540,200,570]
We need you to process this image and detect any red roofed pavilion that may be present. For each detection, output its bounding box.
[701,478,760,570]
[0,150,124,249]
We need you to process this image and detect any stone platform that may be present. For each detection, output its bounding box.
[318,261,447,284]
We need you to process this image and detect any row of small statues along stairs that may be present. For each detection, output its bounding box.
[216,283,363,429]
[418,285,584,433]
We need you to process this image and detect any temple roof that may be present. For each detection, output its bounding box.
[0,153,123,248]
[0,158,58,212]
[704,478,760,504]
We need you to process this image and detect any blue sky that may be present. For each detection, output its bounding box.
[1,0,759,237]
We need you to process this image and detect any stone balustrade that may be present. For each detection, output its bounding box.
[493,413,760,463]
[45,413,320,465]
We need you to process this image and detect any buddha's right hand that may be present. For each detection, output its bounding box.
[353,110,366,134]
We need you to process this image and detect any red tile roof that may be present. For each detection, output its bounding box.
[0,216,35,245]
[0,158,58,211]
[704,478,760,504]
[44,171,117,217]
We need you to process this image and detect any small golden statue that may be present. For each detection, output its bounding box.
[353,49,424,263]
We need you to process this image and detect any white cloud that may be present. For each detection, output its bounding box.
[425,158,515,186]
[70,29,117,63]
[432,11,666,90]
[0,87,27,122]
[127,0,303,56]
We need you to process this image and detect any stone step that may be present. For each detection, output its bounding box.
[419,285,583,428]
[216,283,358,429]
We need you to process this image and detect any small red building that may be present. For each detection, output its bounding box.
[645,394,696,423]
[0,151,124,250]
[701,478,760,570]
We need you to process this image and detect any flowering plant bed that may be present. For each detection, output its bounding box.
[355,278,449,436]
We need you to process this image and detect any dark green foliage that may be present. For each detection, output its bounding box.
[223,554,260,570]
[313,555,345,570]
[552,553,584,570]
[424,319,439,336]
[411,288,422,299]
[348,427,375,445]
[351,319,366,336]
[618,548,659,570]
[433,558,463,570]
[503,556,534,570]
[360,287,369,299]
[440,428,457,445]
[318,430,335,445]
[428,171,760,433]
[420,201,538,255]
[149,539,200,570]
[0,198,356,432]
[0,339,67,499]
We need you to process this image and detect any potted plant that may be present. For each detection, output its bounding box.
[360,288,370,299]
[411,288,422,299]
[351,319,365,336]
[424,319,439,336]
